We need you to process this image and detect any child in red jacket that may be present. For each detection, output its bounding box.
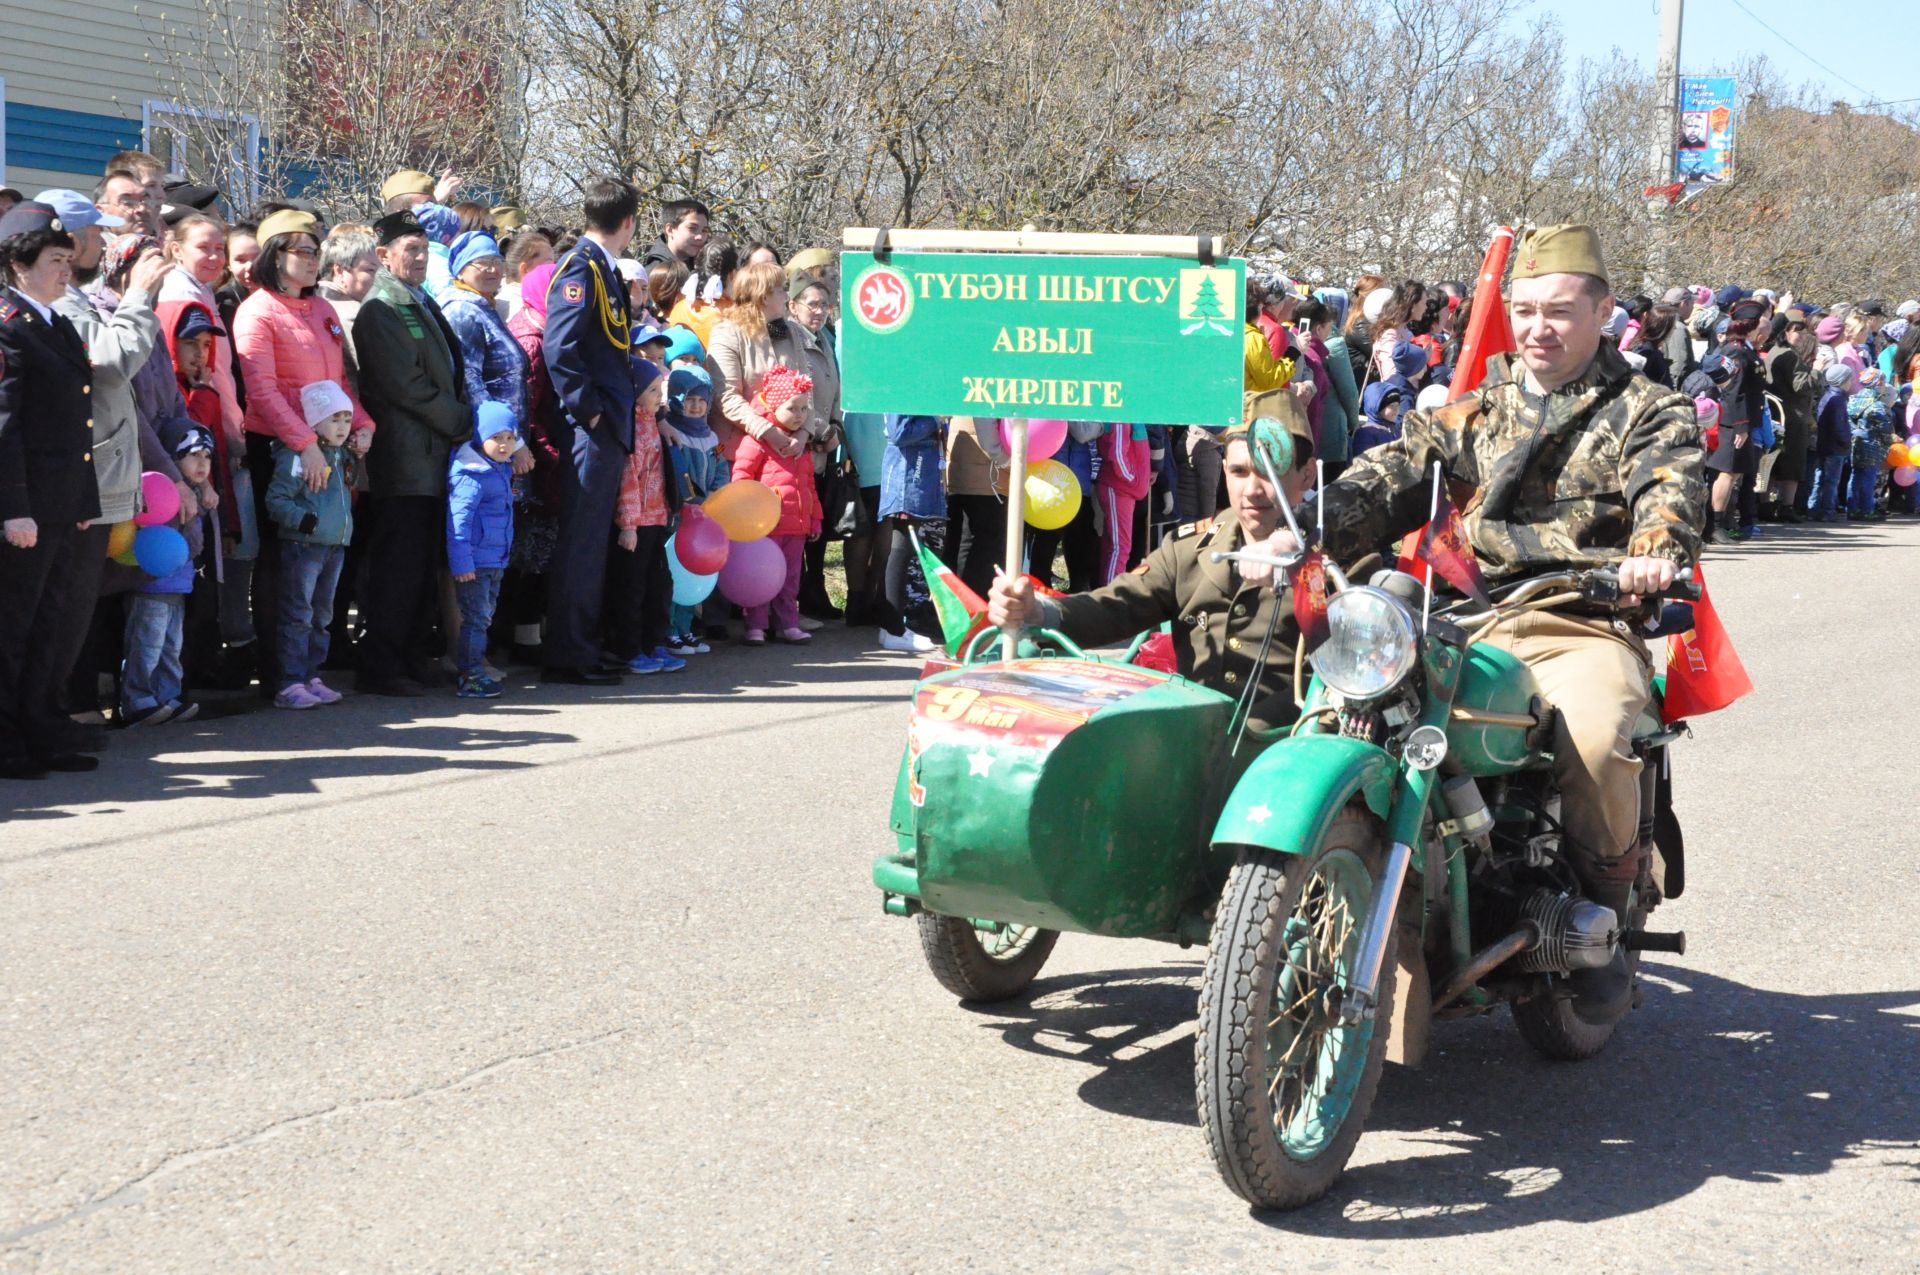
[1096,423,1153,585]
[729,364,819,645]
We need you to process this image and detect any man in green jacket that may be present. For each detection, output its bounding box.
[352,210,469,695]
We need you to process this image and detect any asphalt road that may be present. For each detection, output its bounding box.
[4,520,1917,1273]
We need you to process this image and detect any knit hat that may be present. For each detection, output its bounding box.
[629,356,665,400]
[521,262,557,317]
[171,425,215,458]
[1897,300,1919,320]
[1823,363,1855,391]
[373,211,427,247]
[667,367,716,445]
[1691,285,1712,307]
[1692,396,1720,427]
[447,230,502,281]
[661,327,705,365]
[1884,319,1910,345]
[414,204,459,247]
[1814,314,1845,344]
[172,304,224,341]
[300,379,353,428]
[1361,287,1392,324]
[1389,340,1426,379]
[754,364,813,418]
[474,399,517,446]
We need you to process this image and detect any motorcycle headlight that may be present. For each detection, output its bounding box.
[1308,586,1419,700]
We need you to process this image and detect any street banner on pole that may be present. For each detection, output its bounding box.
[1675,76,1736,188]
[839,250,1247,426]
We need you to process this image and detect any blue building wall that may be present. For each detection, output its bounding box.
[6,102,142,183]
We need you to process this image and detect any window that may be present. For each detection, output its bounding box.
[0,76,8,186]
[143,100,260,207]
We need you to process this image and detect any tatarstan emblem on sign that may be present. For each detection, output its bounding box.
[1177,267,1235,336]
[853,265,914,334]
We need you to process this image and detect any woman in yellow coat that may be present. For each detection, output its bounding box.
[1243,276,1297,394]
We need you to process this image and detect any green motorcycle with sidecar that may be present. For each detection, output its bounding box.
[872,551,1698,1210]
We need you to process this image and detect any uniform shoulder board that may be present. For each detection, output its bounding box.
[1175,517,1217,541]
[0,296,16,323]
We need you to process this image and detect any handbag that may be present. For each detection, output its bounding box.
[818,444,871,541]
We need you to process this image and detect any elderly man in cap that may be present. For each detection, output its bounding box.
[350,209,470,696]
[1246,224,1707,1026]
[990,399,1318,735]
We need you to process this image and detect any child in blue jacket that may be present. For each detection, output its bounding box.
[447,401,521,698]
[267,382,357,710]
[660,366,727,652]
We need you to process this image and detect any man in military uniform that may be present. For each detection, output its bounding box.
[987,403,1315,734]
[1248,224,1707,1021]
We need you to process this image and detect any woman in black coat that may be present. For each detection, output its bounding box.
[0,202,101,776]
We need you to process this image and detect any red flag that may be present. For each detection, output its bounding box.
[1449,225,1519,401]
[1290,550,1331,650]
[1416,500,1491,607]
[1661,565,1753,722]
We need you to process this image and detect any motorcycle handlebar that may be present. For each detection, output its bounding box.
[1581,566,1699,605]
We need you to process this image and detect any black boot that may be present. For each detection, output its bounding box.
[1567,880,1634,1026]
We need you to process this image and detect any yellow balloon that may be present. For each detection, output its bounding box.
[706,478,781,541]
[106,520,137,559]
[1023,459,1083,531]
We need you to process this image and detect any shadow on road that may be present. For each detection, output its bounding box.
[1704,519,1915,557]
[972,962,1920,1234]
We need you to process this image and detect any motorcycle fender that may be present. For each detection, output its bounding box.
[1210,734,1396,856]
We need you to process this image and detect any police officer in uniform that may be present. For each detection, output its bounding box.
[987,401,1316,735]
[1248,224,1707,1024]
[542,177,641,684]
[0,201,102,776]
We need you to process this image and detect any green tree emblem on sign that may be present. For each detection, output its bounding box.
[1178,268,1234,336]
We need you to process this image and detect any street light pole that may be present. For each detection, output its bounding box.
[1647,0,1684,288]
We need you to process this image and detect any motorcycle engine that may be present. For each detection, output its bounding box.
[1516,889,1620,973]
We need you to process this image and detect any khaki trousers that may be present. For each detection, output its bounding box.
[1482,611,1650,884]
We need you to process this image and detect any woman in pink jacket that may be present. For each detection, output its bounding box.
[230,209,375,694]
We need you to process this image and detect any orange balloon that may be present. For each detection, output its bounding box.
[705,479,781,541]
[106,520,138,559]
[1888,442,1911,469]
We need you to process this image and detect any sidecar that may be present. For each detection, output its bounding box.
[874,648,1238,982]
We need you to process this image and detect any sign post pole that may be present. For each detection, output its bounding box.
[1001,418,1029,663]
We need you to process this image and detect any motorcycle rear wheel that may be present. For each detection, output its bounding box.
[1197,811,1394,1211]
[916,914,1058,1002]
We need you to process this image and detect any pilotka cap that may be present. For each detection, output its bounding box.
[1512,224,1609,287]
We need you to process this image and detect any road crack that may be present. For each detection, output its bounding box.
[0,1022,636,1249]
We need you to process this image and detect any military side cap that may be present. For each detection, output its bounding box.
[1512,224,1608,284]
[373,210,427,246]
[381,169,436,204]
[490,205,527,231]
[256,209,319,245]
[1232,390,1314,462]
[0,200,62,238]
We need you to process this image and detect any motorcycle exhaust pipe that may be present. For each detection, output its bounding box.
[1431,923,1540,1013]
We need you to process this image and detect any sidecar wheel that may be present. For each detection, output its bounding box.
[916,914,1059,1002]
[1197,811,1394,1211]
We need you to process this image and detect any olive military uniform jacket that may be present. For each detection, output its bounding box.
[1046,518,1300,733]
[1303,344,1706,579]
[0,288,100,526]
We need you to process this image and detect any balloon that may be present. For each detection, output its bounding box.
[1894,466,1918,488]
[717,536,786,607]
[135,471,180,527]
[1908,434,1920,451]
[1889,443,1910,469]
[1023,458,1083,531]
[705,479,780,542]
[673,510,731,574]
[112,545,140,567]
[105,521,137,559]
[999,417,1069,463]
[667,542,719,606]
[131,525,189,577]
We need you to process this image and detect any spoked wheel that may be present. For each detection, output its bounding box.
[916,914,1059,1002]
[1197,810,1395,1210]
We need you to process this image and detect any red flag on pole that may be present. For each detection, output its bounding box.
[1415,499,1491,607]
[1449,225,1519,401]
[1290,550,1331,651]
[1661,564,1753,722]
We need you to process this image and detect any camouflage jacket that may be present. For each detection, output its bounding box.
[1303,344,1706,580]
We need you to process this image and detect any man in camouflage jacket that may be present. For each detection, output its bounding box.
[1252,224,1707,1023]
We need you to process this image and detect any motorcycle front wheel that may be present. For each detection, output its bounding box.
[1196,810,1395,1210]
[916,914,1058,1002]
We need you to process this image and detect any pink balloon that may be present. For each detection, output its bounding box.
[135,471,180,527]
[674,509,731,575]
[998,417,1069,462]
[1894,465,1918,488]
[717,536,787,607]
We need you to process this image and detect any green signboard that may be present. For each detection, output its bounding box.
[839,250,1247,427]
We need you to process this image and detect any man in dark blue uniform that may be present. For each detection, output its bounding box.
[542,177,641,684]
[0,202,103,776]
